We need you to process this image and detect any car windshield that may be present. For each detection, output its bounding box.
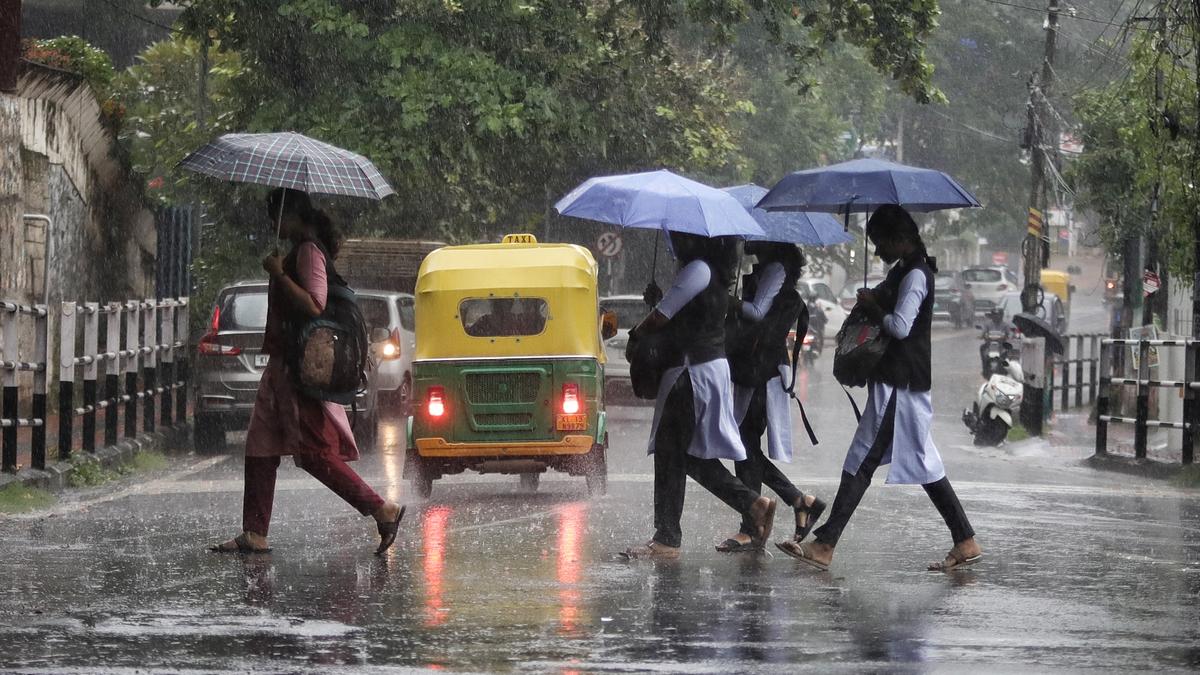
[604,300,647,329]
[396,297,415,331]
[358,297,391,333]
[934,275,955,290]
[963,269,1002,283]
[219,291,268,331]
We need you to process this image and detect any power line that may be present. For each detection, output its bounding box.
[96,0,177,33]
[979,0,1151,28]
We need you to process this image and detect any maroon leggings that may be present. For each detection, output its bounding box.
[242,454,385,536]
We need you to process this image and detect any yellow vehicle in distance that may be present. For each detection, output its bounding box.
[404,234,615,497]
[1039,268,1074,334]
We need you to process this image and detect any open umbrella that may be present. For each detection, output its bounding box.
[554,170,765,238]
[755,158,981,214]
[756,158,981,286]
[179,131,394,199]
[722,184,852,246]
[179,131,394,240]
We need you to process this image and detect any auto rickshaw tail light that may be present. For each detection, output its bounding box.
[561,383,581,415]
[427,386,446,418]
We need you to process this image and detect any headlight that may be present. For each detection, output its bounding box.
[995,391,1014,407]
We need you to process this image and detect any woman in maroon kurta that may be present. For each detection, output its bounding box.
[211,188,404,555]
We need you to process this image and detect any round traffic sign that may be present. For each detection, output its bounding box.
[597,231,623,258]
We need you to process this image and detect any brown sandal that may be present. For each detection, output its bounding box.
[927,548,982,572]
[209,533,271,554]
[775,540,830,571]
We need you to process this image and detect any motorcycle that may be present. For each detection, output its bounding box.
[800,298,827,366]
[963,312,1025,446]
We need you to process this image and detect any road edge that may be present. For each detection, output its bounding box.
[0,423,192,493]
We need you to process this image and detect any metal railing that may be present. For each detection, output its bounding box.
[1049,332,1105,411]
[1,297,189,473]
[1095,337,1198,464]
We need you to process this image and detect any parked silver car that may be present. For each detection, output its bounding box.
[193,280,382,453]
[962,266,1020,311]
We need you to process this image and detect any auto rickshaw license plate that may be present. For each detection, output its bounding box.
[556,413,587,431]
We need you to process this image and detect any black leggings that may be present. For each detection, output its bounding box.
[813,392,975,547]
[735,383,802,536]
[652,371,759,548]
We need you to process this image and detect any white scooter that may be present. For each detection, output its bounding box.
[962,319,1025,446]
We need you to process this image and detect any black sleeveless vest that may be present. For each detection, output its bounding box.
[667,261,729,366]
[874,254,935,392]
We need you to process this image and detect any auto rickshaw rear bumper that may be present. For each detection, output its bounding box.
[413,435,595,457]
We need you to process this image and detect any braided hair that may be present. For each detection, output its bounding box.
[865,205,938,273]
[267,187,343,258]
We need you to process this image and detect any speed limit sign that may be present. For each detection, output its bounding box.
[597,231,623,258]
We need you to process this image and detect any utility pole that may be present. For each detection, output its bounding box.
[1018,0,1060,437]
[1021,0,1059,315]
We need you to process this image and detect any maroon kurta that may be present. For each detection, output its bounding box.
[244,241,358,460]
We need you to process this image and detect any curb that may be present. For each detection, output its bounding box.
[1082,453,1188,481]
[0,423,192,493]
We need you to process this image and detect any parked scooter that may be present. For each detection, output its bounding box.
[963,309,1025,446]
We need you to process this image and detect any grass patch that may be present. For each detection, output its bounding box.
[67,459,119,487]
[127,451,168,473]
[1171,464,1200,489]
[67,450,170,488]
[1006,423,1030,442]
[0,482,56,513]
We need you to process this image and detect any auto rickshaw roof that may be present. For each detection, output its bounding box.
[416,241,599,294]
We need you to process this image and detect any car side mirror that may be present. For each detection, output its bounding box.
[369,327,390,343]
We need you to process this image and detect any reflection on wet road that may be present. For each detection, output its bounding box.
[0,296,1196,671]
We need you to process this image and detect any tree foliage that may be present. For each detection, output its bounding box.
[1068,8,1198,279]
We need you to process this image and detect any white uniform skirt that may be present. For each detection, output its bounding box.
[648,357,747,461]
[733,364,793,463]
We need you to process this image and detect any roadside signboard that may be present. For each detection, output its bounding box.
[992,251,1008,266]
[597,231,623,258]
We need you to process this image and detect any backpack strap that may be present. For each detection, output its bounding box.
[781,302,818,446]
[841,385,863,422]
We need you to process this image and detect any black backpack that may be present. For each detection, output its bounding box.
[284,243,370,405]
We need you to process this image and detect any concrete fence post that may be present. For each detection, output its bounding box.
[124,302,138,439]
[82,302,99,453]
[31,305,47,470]
[143,301,157,434]
[59,302,76,460]
[105,303,121,447]
[2,304,17,472]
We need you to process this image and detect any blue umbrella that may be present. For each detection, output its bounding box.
[555,170,765,238]
[755,158,981,213]
[722,184,853,246]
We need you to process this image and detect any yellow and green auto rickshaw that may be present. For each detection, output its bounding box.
[404,234,615,497]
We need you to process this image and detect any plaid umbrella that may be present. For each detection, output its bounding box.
[178,131,394,199]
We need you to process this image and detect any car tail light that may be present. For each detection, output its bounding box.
[427,386,446,418]
[561,383,581,415]
[198,305,241,355]
[197,333,241,356]
[803,332,815,346]
[380,328,402,360]
[1106,280,1116,290]
[997,283,1007,291]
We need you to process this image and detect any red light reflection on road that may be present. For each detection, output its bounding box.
[556,503,587,635]
[423,506,452,627]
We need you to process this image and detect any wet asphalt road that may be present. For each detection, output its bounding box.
[1,289,1198,673]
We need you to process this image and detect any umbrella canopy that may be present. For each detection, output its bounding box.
[555,170,765,238]
[755,158,981,213]
[178,131,394,200]
[723,184,853,246]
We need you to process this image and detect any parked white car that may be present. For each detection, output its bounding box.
[962,266,1020,311]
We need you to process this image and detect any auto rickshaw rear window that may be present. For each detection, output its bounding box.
[460,297,549,337]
